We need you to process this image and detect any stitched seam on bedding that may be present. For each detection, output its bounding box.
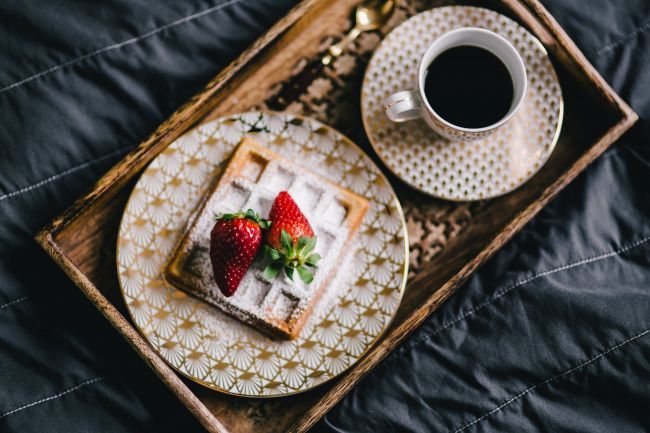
[0,376,106,419]
[0,0,246,95]
[0,296,29,310]
[394,235,650,357]
[596,20,650,55]
[0,146,131,203]
[449,328,650,433]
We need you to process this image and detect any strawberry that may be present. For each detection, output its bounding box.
[263,191,321,283]
[210,209,270,297]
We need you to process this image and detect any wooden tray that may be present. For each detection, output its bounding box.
[37,0,637,432]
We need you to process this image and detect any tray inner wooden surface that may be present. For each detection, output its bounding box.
[49,1,625,432]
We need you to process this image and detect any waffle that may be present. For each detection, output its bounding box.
[165,138,369,340]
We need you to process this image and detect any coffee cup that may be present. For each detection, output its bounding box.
[383,27,527,140]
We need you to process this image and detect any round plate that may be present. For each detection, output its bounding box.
[117,112,408,397]
[362,6,563,200]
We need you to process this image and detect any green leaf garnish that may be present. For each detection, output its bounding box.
[259,230,319,285]
[297,236,309,250]
[285,266,295,281]
[258,219,271,230]
[304,236,317,254]
[263,245,281,261]
[305,253,321,267]
[216,209,270,229]
[296,266,314,284]
[280,229,293,253]
[263,263,282,281]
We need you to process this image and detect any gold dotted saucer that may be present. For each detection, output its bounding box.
[362,6,563,200]
[116,112,408,397]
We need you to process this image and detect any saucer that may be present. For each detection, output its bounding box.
[116,112,408,397]
[361,6,563,201]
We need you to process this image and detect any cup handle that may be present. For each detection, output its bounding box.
[383,90,423,122]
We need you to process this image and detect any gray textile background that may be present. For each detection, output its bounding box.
[318,0,650,431]
[0,1,296,431]
[1,0,648,432]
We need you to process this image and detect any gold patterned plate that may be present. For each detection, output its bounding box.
[117,112,408,396]
[362,6,563,200]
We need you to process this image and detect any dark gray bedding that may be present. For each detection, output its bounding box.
[1,1,648,432]
[318,1,650,431]
[0,1,296,431]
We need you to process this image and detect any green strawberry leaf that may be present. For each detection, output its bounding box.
[297,266,314,284]
[285,266,295,281]
[263,263,282,281]
[304,236,317,254]
[280,229,293,253]
[305,253,321,267]
[263,245,281,261]
[245,209,257,220]
[258,219,271,230]
[297,236,309,250]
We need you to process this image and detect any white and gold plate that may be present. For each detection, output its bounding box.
[362,6,563,200]
[117,112,408,396]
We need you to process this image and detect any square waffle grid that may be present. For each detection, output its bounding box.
[167,139,368,339]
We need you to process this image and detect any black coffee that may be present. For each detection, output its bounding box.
[424,45,514,128]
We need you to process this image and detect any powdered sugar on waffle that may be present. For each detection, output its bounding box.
[186,156,355,336]
[198,248,358,347]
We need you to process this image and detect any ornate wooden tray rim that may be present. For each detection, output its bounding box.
[36,1,637,432]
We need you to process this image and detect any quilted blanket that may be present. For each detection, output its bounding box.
[0,0,648,432]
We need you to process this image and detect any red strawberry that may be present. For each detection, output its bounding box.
[210,209,270,297]
[263,191,321,283]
